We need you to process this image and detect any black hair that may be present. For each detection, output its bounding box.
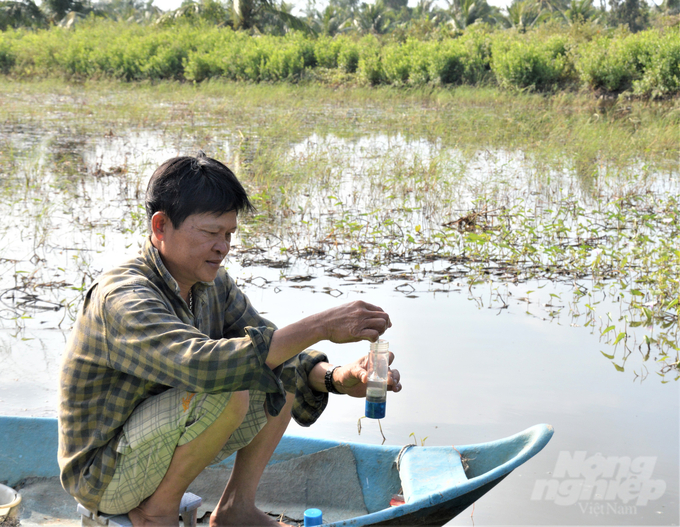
[145,152,255,229]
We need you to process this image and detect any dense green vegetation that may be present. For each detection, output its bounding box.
[1,0,678,96]
[0,21,678,96]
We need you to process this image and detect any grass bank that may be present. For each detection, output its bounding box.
[2,78,678,172]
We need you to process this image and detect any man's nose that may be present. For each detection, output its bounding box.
[214,240,229,254]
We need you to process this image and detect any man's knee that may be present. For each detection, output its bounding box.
[224,390,250,424]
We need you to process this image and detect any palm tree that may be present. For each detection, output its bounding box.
[657,0,679,15]
[607,0,649,31]
[156,0,230,25]
[41,0,93,22]
[534,0,567,14]
[412,0,436,19]
[317,4,349,35]
[559,0,601,24]
[352,0,393,34]
[334,0,360,20]
[446,0,498,29]
[95,0,161,22]
[499,0,547,29]
[230,0,315,33]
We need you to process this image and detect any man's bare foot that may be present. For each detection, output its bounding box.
[128,502,180,527]
[210,503,292,527]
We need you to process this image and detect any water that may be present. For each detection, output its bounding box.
[0,84,678,525]
[365,381,387,402]
[365,380,387,419]
[1,257,678,525]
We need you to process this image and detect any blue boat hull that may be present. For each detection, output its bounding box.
[0,417,553,526]
[369,477,507,526]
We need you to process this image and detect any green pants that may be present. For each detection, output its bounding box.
[98,388,267,514]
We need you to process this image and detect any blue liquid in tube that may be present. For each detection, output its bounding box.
[365,340,389,419]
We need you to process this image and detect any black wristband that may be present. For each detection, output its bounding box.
[324,366,342,394]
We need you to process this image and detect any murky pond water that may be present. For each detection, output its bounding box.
[0,82,678,525]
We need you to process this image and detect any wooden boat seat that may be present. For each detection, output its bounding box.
[78,492,202,527]
[398,446,469,504]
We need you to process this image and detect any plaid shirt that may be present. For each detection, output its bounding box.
[58,239,328,511]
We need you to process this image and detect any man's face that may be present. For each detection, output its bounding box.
[154,210,238,292]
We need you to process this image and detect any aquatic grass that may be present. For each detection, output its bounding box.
[1,79,677,171]
[0,79,677,378]
[231,136,679,376]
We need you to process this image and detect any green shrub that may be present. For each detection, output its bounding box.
[143,44,187,80]
[575,32,645,92]
[0,34,15,74]
[0,20,675,98]
[633,32,680,98]
[289,32,316,69]
[357,35,383,85]
[429,39,466,84]
[459,28,493,84]
[381,41,412,84]
[260,40,305,81]
[59,37,98,77]
[492,34,571,91]
[11,29,58,76]
[406,40,431,85]
[337,39,360,73]
[314,35,340,68]
[184,51,215,82]
[633,30,680,97]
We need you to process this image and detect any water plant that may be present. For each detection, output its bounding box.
[0,79,677,380]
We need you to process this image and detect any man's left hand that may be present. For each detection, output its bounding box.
[332,352,402,398]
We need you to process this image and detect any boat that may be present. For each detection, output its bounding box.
[0,416,553,526]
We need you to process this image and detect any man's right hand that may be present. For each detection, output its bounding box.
[265,300,392,369]
[317,300,391,344]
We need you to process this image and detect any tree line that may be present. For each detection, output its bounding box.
[1,0,678,34]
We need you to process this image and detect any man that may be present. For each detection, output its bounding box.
[58,153,401,527]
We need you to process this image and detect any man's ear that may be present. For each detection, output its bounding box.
[150,212,170,241]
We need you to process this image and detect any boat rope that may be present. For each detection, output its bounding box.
[452,445,470,472]
[395,443,415,472]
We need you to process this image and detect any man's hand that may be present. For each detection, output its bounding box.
[267,301,391,369]
[331,352,402,398]
[317,300,392,344]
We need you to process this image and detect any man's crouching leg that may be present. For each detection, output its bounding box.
[125,390,251,527]
[210,392,295,527]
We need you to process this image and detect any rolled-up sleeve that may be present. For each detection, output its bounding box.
[279,349,329,426]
